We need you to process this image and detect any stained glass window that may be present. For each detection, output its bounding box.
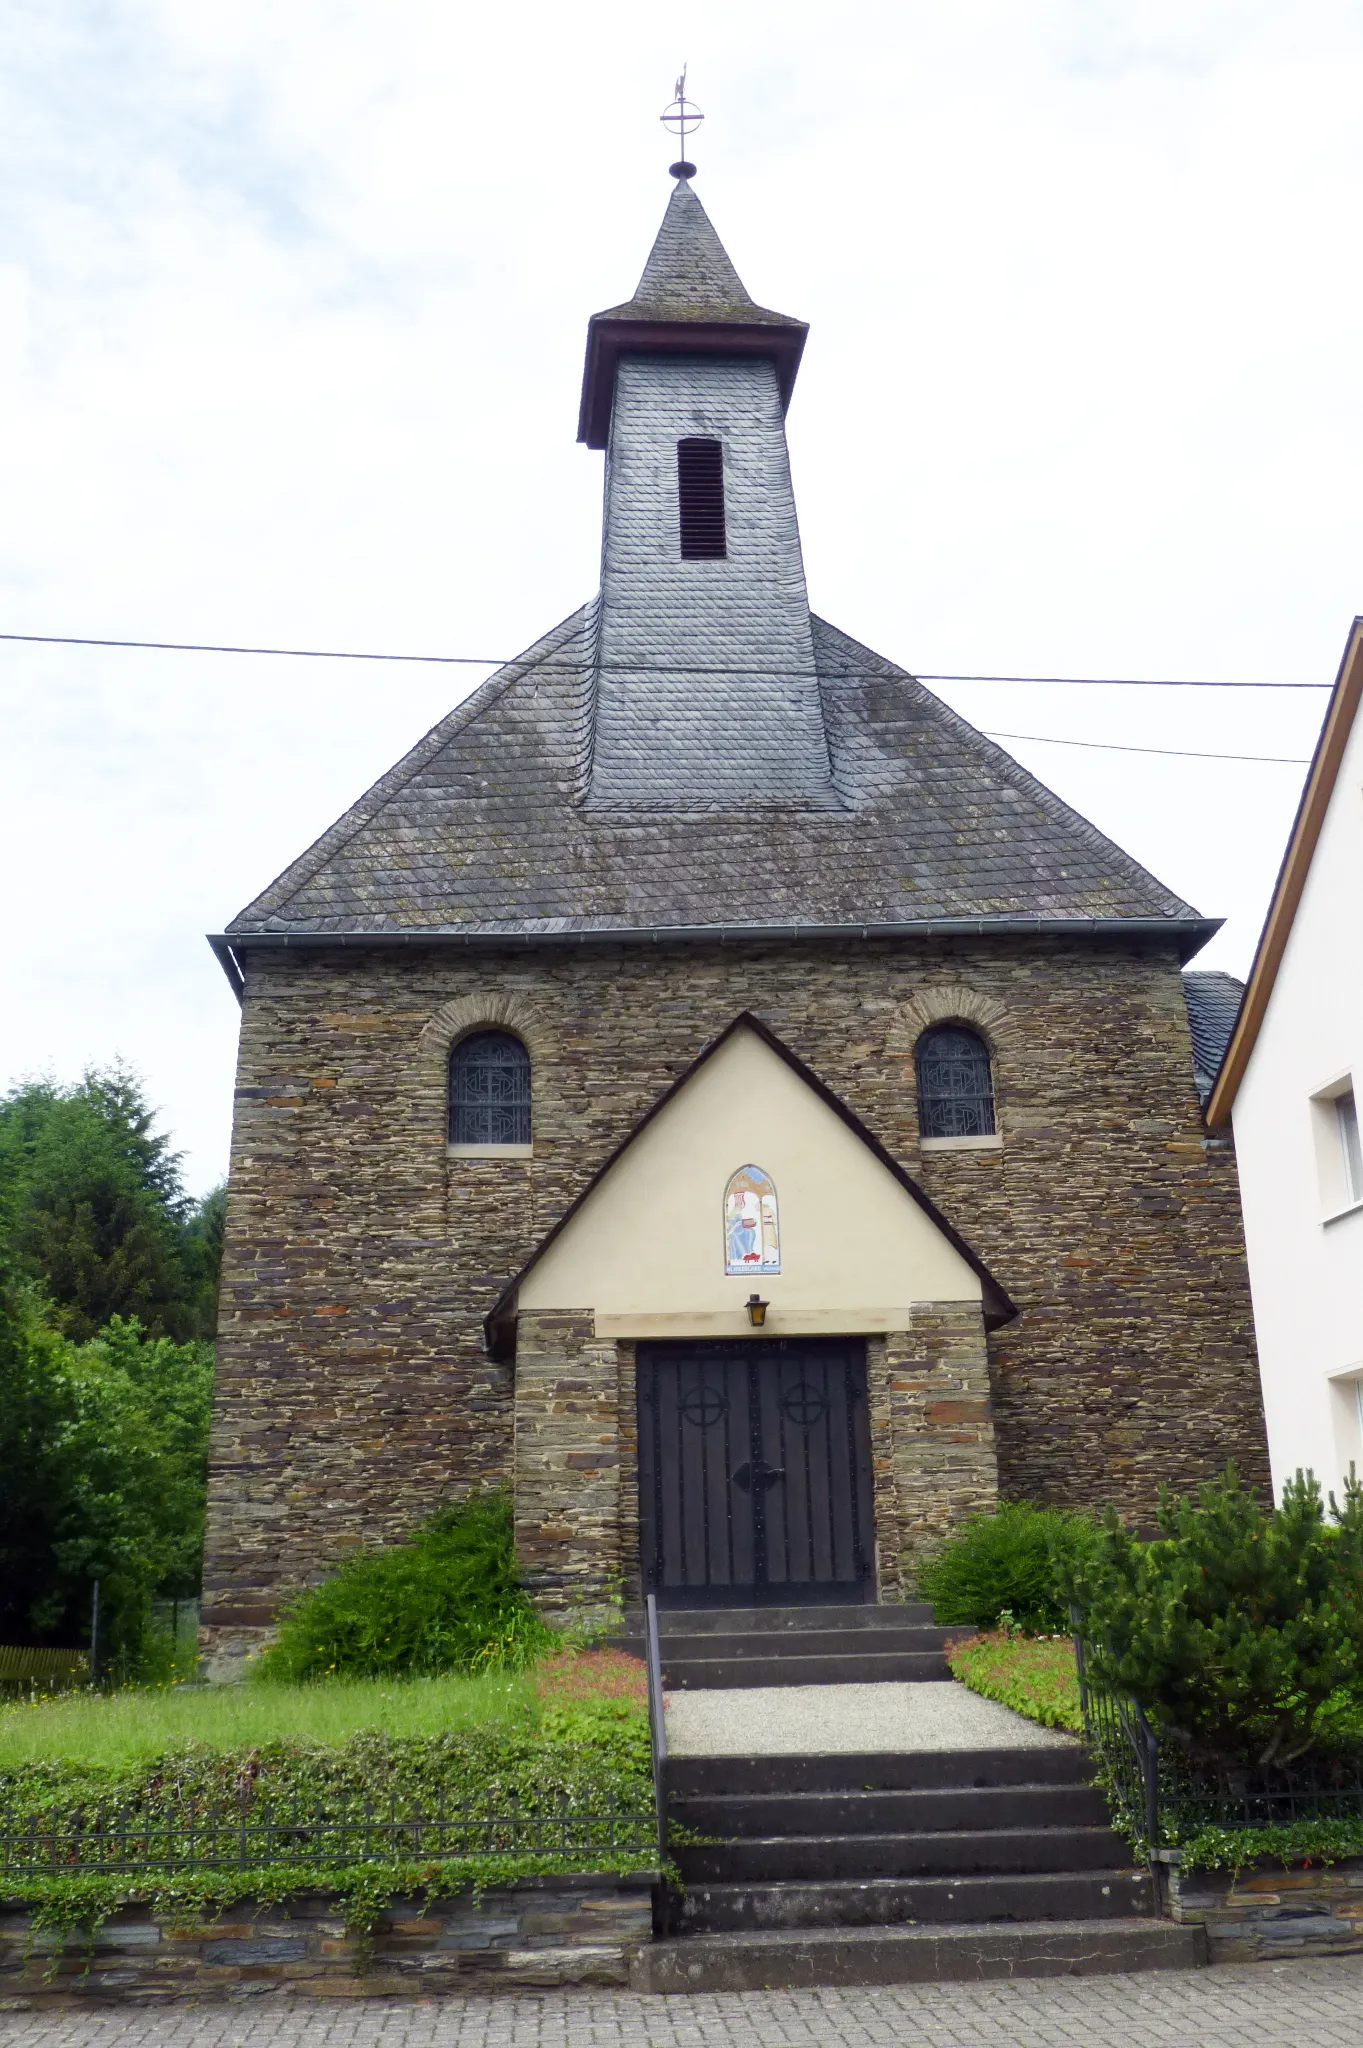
[915,1026,995,1140]
[449,1032,531,1146]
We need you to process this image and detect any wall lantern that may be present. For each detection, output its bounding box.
[746,1294,769,1328]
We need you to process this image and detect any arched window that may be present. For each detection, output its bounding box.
[677,437,727,559]
[915,1026,995,1140]
[449,1031,531,1147]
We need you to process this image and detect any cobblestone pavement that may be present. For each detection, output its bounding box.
[4,1961,1363,2048]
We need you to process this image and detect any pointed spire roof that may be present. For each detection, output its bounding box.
[601,176,800,326]
[578,175,808,446]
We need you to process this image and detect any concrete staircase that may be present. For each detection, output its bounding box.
[653,1599,959,1688]
[631,1604,1205,1991]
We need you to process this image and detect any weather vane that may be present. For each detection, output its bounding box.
[661,66,704,180]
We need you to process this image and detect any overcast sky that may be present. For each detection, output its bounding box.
[2,1,1360,1193]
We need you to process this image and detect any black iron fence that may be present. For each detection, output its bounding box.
[1074,1618,1363,1858]
[0,1792,657,1879]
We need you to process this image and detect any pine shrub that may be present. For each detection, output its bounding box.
[254,1494,552,1684]
[1061,1465,1363,1767]
[918,1502,1088,1634]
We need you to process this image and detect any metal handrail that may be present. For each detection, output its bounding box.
[644,1593,669,1885]
[1072,1614,1161,1851]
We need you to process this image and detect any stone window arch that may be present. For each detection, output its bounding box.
[449,1031,532,1150]
[418,991,548,1157]
[915,1025,996,1141]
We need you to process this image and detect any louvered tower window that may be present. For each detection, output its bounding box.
[915,1027,996,1140]
[677,437,727,559]
[449,1032,531,1146]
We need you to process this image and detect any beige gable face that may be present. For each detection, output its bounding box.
[516,1024,983,1339]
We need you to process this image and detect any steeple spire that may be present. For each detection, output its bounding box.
[577,177,807,448]
[579,163,832,812]
[628,179,758,320]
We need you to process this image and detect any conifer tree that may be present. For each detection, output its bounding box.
[1064,1465,1363,1766]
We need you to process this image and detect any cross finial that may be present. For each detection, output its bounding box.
[661,65,704,180]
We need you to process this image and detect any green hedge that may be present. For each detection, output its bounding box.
[919,1502,1087,1633]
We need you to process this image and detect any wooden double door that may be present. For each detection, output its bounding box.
[637,1337,875,1608]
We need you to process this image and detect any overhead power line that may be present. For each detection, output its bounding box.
[0,629,1329,689]
[0,628,1317,765]
[982,730,1309,765]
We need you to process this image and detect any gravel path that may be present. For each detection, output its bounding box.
[7,1961,1363,2046]
[664,1678,1074,1755]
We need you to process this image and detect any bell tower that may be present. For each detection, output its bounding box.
[578,170,835,812]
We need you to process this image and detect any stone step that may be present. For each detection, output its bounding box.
[664,1625,957,1661]
[631,1918,1205,1992]
[675,1824,1129,1885]
[662,1650,954,1688]
[652,1602,938,1635]
[666,1747,1089,1797]
[672,1783,1112,1838]
[676,1868,1157,1933]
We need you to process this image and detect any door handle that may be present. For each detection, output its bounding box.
[731,1459,784,1494]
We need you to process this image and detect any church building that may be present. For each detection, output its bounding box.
[202,169,1269,1674]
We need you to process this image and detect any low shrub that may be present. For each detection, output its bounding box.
[946,1629,1083,1733]
[918,1502,1089,1633]
[1174,1818,1363,1874]
[0,1718,651,1834]
[1060,1465,1363,1768]
[253,1493,553,1685]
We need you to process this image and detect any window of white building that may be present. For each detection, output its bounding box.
[1341,1088,1363,1207]
[1313,1074,1363,1218]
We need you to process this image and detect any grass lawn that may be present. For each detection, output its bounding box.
[946,1630,1083,1733]
[0,1650,646,1770]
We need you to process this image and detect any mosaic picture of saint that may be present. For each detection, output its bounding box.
[724,1165,781,1276]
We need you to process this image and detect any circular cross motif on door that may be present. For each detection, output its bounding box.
[779,1381,829,1429]
[679,1383,728,1429]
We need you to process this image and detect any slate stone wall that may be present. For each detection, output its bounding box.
[513,1311,624,1623]
[0,1875,656,2006]
[1167,1858,1363,1962]
[201,936,1266,1666]
[868,1307,1000,1599]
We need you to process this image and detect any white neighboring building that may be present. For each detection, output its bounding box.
[1209,619,1363,1501]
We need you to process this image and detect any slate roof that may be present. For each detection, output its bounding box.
[577,177,807,446]
[592,177,803,328]
[1183,970,1245,1105]
[220,179,1216,964]
[224,608,1213,950]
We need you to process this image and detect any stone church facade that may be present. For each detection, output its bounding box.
[201,173,1268,1674]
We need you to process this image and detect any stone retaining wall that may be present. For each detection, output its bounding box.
[1167,1856,1363,1962]
[0,1873,656,2008]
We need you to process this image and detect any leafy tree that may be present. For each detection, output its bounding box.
[0,1242,213,1662]
[0,1065,214,1341]
[182,1182,227,1340]
[1062,1465,1363,1767]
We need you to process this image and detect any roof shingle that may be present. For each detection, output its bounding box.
[226,610,1210,946]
